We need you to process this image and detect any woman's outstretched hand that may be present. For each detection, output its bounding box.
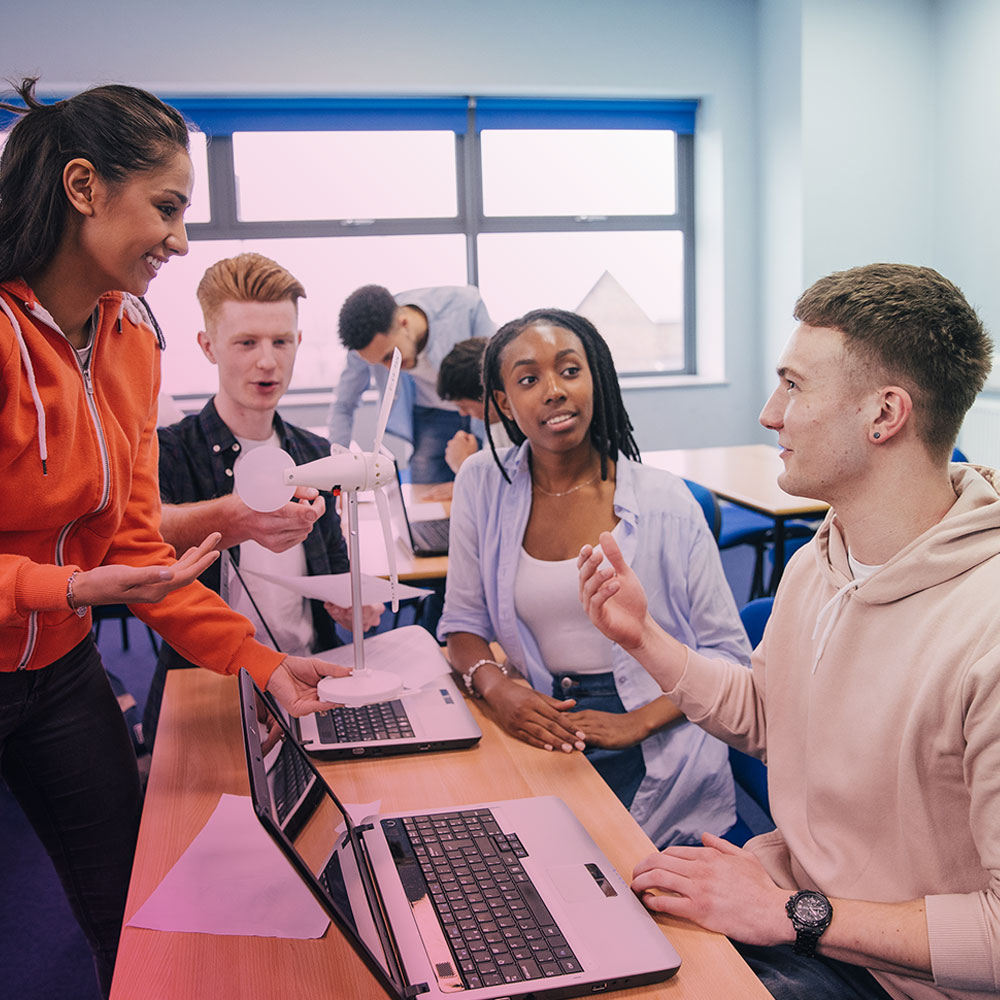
[70,532,222,607]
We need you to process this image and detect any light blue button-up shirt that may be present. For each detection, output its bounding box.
[327,285,496,448]
[438,443,750,847]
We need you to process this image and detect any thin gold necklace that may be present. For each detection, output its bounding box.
[532,470,601,497]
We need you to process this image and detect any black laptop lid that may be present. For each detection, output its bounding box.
[238,670,407,999]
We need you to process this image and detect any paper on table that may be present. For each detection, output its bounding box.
[241,568,430,605]
[314,624,454,690]
[127,793,378,938]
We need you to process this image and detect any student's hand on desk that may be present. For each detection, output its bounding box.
[245,488,325,553]
[71,532,222,607]
[266,655,352,716]
[568,708,647,750]
[445,430,480,475]
[631,833,788,946]
[421,482,454,502]
[485,681,587,753]
[323,601,384,632]
[578,531,650,651]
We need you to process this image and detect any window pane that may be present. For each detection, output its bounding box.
[481,130,676,217]
[477,231,684,373]
[145,234,468,396]
[233,131,458,221]
[185,130,211,224]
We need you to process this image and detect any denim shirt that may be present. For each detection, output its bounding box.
[327,285,496,447]
[438,443,750,846]
[156,398,350,667]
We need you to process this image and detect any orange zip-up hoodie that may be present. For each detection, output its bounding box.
[0,277,283,688]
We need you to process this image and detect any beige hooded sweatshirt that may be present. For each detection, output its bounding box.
[670,464,1000,1000]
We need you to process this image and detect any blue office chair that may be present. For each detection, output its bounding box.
[723,597,775,846]
[952,446,968,462]
[683,478,721,541]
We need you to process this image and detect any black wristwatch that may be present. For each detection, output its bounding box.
[786,889,833,958]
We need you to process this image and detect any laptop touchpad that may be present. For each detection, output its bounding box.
[548,863,618,902]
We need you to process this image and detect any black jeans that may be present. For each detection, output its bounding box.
[0,636,142,998]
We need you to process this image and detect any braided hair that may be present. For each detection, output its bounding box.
[481,308,640,483]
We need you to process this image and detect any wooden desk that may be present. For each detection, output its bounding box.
[644,445,828,591]
[111,670,772,1000]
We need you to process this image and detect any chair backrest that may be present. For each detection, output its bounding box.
[739,596,774,647]
[951,446,968,463]
[729,597,775,819]
[683,478,721,542]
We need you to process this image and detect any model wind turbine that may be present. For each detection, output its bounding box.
[235,348,403,706]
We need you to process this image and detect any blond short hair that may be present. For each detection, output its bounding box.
[196,252,306,329]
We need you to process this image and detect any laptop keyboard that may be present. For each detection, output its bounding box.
[314,700,415,744]
[413,518,449,551]
[382,808,582,989]
[272,740,315,825]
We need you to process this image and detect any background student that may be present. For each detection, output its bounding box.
[580,264,999,1000]
[327,283,496,482]
[439,309,751,848]
[146,252,383,747]
[0,80,346,997]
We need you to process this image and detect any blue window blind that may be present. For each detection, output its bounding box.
[473,98,697,134]
[163,96,470,135]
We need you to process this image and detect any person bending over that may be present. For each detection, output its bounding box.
[328,284,495,482]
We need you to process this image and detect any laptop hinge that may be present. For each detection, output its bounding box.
[357,822,376,834]
[403,985,430,998]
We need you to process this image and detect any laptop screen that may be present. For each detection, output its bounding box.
[239,672,406,997]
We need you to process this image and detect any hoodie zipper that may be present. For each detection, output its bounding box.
[17,309,111,669]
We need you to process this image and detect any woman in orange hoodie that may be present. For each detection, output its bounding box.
[0,79,347,997]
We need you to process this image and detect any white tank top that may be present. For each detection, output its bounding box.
[513,523,622,675]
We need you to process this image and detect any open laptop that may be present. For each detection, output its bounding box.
[291,626,481,759]
[388,462,450,557]
[239,669,681,999]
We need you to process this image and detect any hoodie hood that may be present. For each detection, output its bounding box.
[807,464,1000,669]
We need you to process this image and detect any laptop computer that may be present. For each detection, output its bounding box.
[239,669,681,999]
[292,626,481,759]
[388,463,450,557]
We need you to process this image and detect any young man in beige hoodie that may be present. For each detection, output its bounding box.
[580,263,998,1000]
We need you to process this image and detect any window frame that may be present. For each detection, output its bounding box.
[161,95,698,377]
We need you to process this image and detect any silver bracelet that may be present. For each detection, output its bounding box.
[463,658,507,698]
[66,570,88,618]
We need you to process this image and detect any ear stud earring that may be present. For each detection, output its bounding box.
[873,432,881,439]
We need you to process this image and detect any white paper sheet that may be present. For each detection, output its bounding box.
[127,793,377,938]
[241,568,430,605]
[314,624,455,690]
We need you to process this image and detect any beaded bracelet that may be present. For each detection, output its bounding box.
[463,658,507,698]
[66,570,88,618]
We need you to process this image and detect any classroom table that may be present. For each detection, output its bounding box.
[110,669,773,1000]
[643,445,828,592]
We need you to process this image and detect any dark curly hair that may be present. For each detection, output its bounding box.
[0,77,190,283]
[482,308,640,482]
[338,284,398,350]
[437,337,488,401]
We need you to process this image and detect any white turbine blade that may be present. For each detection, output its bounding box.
[374,488,399,613]
[372,348,402,457]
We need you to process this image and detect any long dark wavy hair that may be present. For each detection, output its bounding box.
[481,308,640,483]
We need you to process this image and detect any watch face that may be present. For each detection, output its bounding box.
[794,892,832,927]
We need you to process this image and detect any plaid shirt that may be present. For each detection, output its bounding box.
[155,397,349,666]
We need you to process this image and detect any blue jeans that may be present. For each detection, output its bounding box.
[549,671,646,811]
[0,636,142,998]
[409,406,470,484]
[734,942,893,1000]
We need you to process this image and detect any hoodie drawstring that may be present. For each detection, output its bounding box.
[810,577,861,673]
[1,296,48,476]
